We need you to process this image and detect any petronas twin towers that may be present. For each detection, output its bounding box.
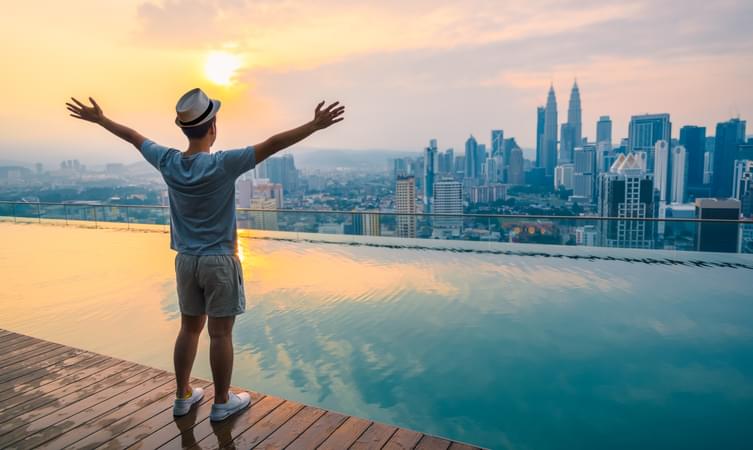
[537,81,582,176]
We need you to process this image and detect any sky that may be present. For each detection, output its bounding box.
[1,0,752,165]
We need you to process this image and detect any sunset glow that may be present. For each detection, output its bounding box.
[204,51,243,86]
[0,0,751,164]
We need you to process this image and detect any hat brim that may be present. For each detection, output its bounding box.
[175,99,221,128]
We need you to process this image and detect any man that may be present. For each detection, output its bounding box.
[66,88,344,421]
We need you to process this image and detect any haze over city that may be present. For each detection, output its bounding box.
[1,0,752,165]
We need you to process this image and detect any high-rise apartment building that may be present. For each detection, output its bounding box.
[423,140,437,211]
[572,145,596,202]
[713,118,747,198]
[433,178,463,236]
[670,145,687,203]
[554,163,575,190]
[598,153,655,249]
[628,113,671,172]
[653,140,671,203]
[396,175,417,238]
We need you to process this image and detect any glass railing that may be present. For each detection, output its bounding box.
[1,200,752,254]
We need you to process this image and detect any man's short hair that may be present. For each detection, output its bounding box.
[181,117,215,139]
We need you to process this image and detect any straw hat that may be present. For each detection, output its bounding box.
[175,88,221,128]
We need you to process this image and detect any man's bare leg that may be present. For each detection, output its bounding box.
[208,316,235,404]
[174,313,206,397]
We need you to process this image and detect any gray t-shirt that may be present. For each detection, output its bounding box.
[139,140,256,255]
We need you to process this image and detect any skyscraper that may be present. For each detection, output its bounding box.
[536,106,545,172]
[491,130,504,157]
[733,160,753,217]
[598,153,655,249]
[559,123,576,164]
[554,163,575,190]
[423,140,437,211]
[679,125,707,190]
[596,115,612,147]
[713,118,747,198]
[653,140,670,203]
[572,144,597,202]
[395,176,417,238]
[541,86,558,177]
[628,113,671,172]
[670,145,687,203]
[507,147,525,185]
[464,135,479,180]
[567,80,582,145]
[432,177,463,237]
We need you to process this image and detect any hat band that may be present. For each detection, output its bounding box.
[179,101,214,127]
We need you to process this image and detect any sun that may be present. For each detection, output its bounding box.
[204,51,243,86]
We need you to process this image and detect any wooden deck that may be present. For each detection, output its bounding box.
[0,329,484,450]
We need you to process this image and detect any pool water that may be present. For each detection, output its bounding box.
[1,222,752,449]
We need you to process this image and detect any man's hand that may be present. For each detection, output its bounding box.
[66,96,146,150]
[66,97,105,124]
[312,101,345,130]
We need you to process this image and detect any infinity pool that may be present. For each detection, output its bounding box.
[1,222,752,449]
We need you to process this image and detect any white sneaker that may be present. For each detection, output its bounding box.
[173,387,204,416]
[210,392,251,422]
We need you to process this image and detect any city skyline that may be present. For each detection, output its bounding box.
[2,1,753,165]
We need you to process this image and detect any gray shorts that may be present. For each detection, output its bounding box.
[174,253,246,317]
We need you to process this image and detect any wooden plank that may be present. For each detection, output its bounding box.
[186,393,283,449]
[0,330,17,340]
[127,383,221,449]
[0,355,120,416]
[0,353,104,403]
[94,385,216,449]
[0,349,94,390]
[64,379,210,450]
[0,347,84,385]
[349,422,399,450]
[3,368,166,449]
[0,333,32,349]
[223,400,305,449]
[254,405,326,450]
[0,360,144,445]
[415,435,452,450]
[0,339,58,361]
[0,359,135,433]
[32,372,174,449]
[155,390,267,449]
[0,345,79,381]
[318,416,373,450]
[0,341,62,367]
[286,410,349,450]
[382,428,424,450]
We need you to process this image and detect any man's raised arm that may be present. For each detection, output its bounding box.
[253,101,345,166]
[66,97,147,150]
